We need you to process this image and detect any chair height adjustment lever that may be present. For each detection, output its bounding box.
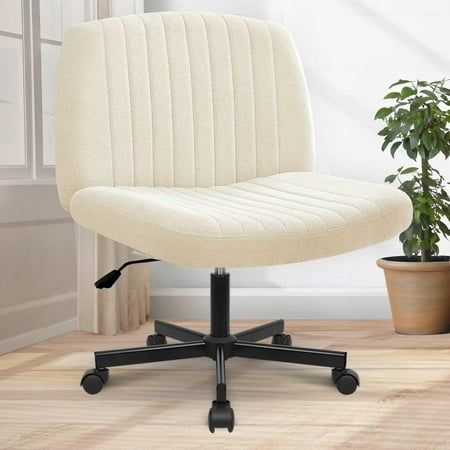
[94,258,159,289]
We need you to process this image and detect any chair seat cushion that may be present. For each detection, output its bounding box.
[70,172,412,267]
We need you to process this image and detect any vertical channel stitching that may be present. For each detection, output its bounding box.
[180,13,196,186]
[160,14,175,186]
[100,20,115,186]
[266,23,280,174]
[243,18,258,178]
[119,17,135,186]
[221,15,237,183]
[200,13,216,186]
[138,15,155,186]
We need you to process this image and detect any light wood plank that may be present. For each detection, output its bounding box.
[1,320,450,449]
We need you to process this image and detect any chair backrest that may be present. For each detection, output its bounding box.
[55,12,314,210]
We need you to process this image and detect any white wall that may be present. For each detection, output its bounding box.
[145,0,450,319]
[0,185,77,353]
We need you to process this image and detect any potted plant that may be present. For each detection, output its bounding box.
[375,79,450,334]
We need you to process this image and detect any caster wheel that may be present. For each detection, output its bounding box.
[208,401,234,433]
[146,333,167,346]
[272,333,292,345]
[81,368,109,395]
[332,368,359,395]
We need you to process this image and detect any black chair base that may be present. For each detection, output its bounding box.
[81,271,360,433]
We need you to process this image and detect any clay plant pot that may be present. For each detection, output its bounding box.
[377,256,450,335]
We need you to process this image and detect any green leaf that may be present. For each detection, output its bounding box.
[390,141,402,157]
[384,174,397,183]
[406,148,417,160]
[389,79,410,89]
[413,117,424,135]
[438,220,450,235]
[384,91,401,99]
[409,134,419,149]
[401,167,418,175]
[413,209,421,222]
[401,121,412,134]
[421,89,438,101]
[429,146,440,159]
[387,121,402,140]
[422,132,433,151]
[400,86,417,99]
[403,240,413,257]
[378,127,389,136]
[374,107,393,120]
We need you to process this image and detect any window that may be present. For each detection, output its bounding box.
[0,0,96,180]
[0,0,28,177]
[37,0,96,176]
[0,0,141,180]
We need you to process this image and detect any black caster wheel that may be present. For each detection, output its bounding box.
[146,333,167,346]
[272,333,292,345]
[81,368,109,395]
[208,401,234,433]
[332,368,359,395]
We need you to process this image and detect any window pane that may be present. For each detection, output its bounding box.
[40,0,89,41]
[39,1,95,167]
[40,0,62,41]
[0,0,22,35]
[41,43,59,166]
[0,36,25,165]
[113,0,143,16]
[61,0,89,31]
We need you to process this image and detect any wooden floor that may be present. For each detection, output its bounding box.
[1,320,449,450]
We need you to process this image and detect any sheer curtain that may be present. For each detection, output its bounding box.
[77,228,150,335]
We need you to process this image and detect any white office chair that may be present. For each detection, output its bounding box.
[55,12,412,432]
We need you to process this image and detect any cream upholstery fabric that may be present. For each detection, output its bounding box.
[56,12,412,268]
[70,172,412,267]
[55,12,314,210]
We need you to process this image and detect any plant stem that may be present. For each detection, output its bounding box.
[420,157,432,262]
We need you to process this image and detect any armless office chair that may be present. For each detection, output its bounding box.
[55,12,412,432]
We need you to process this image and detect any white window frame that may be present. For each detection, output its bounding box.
[0,1,33,179]
[0,0,99,181]
[0,0,142,182]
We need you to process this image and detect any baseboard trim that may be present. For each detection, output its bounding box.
[150,287,387,297]
[0,318,77,355]
[0,292,77,355]
[150,287,391,320]
[0,291,77,317]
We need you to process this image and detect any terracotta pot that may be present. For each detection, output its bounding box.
[377,256,450,335]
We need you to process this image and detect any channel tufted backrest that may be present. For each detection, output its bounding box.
[55,12,314,210]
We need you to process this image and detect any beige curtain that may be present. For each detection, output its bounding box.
[77,226,150,335]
